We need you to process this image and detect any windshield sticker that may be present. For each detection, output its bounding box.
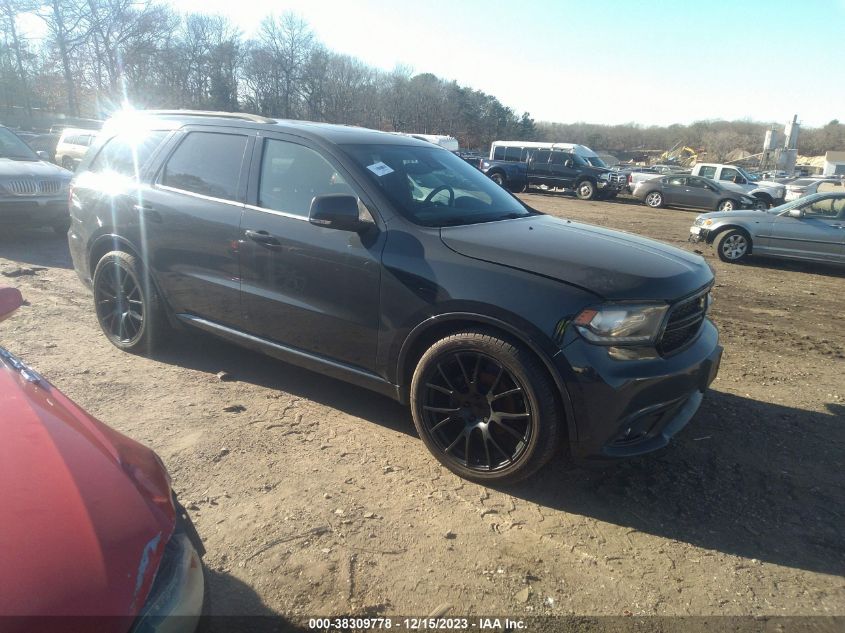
[367,161,394,177]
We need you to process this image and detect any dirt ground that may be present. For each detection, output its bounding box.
[1,193,843,628]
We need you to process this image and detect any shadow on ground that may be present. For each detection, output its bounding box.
[152,329,416,438]
[504,390,844,577]
[154,326,843,577]
[0,228,73,269]
[198,568,307,632]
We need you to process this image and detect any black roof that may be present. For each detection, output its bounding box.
[102,110,434,147]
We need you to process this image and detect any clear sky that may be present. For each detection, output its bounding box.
[44,0,845,127]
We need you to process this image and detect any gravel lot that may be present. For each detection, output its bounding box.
[1,193,843,629]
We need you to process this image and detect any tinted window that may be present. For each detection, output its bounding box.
[504,146,522,162]
[687,177,708,189]
[161,132,248,200]
[89,131,167,177]
[667,176,686,186]
[258,139,354,217]
[533,150,552,163]
[549,152,570,165]
[493,146,505,160]
[345,143,531,227]
[698,166,717,179]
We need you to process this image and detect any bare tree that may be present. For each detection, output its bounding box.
[36,0,91,115]
[0,0,37,115]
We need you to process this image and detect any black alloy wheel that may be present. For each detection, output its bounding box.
[411,331,561,483]
[92,250,166,353]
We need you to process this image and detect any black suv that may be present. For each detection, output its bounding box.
[69,111,722,483]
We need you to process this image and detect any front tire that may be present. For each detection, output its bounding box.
[715,229,750,263]
[575,180,596,200]
[410,330,562,484]
[92,250,168,353]
[717,199,738,212]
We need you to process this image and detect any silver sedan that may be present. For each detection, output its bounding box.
[688,192,845,264]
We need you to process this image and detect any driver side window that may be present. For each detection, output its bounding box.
[258,138,354,217]
[802,197,839,219]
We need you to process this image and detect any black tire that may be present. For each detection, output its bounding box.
[752,198,768,211]
[716,198,739,212]
[92,250,168,353]
[715,229,751,263]
[575,179,596,200]
[644,190,664,208]
[489,172,506,188]
[410,330,562,484]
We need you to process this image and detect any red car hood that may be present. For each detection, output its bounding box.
[0,351,175,627]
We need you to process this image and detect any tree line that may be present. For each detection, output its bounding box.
[0,1,841,158]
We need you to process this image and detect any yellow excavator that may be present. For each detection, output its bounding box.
[658,142,698,167]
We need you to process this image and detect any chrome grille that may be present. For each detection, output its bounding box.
[657,287,710,355]
[3,178,63,196]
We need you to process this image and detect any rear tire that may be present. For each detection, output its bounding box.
[489,172,506,188]
[575,180,596,200]
[410,330,562,484]
[715,229,750,263]
[644,191,664,208]
[92,250,168,354]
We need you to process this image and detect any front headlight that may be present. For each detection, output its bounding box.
[599,173,610,180]
[574,303,669,345]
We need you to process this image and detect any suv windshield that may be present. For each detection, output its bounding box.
[584,156,607,168]
[343,143,533,227]
[0,128,39,161]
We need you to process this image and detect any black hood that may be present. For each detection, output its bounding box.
[440,215,713,301]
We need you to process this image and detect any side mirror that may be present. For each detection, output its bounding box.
[0,287,23,323]
[788,208,803,218]
[309,194,362,231]
[36,150,49,161]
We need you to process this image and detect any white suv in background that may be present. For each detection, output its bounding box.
[55,128,98,171]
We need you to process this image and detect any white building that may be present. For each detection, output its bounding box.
[822,151,845,176]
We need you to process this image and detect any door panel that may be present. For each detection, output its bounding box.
[661,177,685,204]
[527,151,551,187]
[144,128,252,327]
[770,213,843,261]
[239,135,384,371]
[548,152,577,188]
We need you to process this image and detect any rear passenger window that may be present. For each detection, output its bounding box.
[258,138,354,217]
[504,147,522,162]
[89,131,167,177]
[698,166,716,179]
[493,146,505,160]
[161,132,248,201]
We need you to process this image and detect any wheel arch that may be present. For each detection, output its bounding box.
[395,312,577,444]
[752,191,773,205]
[706,224,754,253]
[88,233,178,325]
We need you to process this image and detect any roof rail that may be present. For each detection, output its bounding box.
[141,109,277,124]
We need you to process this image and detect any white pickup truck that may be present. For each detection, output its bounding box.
[690,163,786,208]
